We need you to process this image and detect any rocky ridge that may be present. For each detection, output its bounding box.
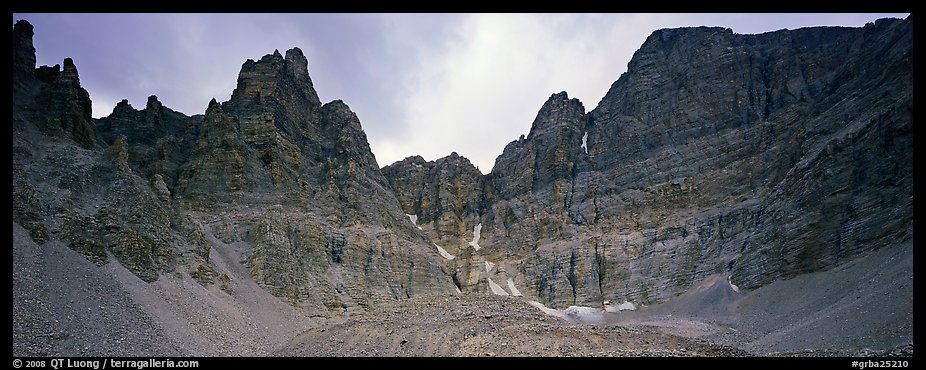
[382,17,913,311]
[12,16,913,357]
[12,19,456,321]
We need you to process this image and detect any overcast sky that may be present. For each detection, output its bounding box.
[14,13,907,172]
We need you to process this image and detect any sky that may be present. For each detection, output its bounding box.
[13,13,908,173]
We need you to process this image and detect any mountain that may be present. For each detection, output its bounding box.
[382,17,913,309]
[12,19,457,322]
[12,16,912,356]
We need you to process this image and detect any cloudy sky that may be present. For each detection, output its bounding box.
[14,13,907,172]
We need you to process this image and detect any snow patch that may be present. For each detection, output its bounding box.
[487,277,509,296]
[564,306,605,323]
[406,214,422,230]
[434,243,455,260]
[484,260,495,273]
[527,301,567,320]
[603,300,636,312]
[581,132,588,154]
[468,223,482,251]
[506,278,523,297]
[527,302,605,323]
[728,275,740,293]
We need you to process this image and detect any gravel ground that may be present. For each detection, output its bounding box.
[99,220,319,356]
[278,242,912,357]
[608,242,913,357]
[12,223,184,356]
[276,294,747,357]
[13,220,318,356]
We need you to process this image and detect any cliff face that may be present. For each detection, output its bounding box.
[12,20,211,284]
[13,19,96,150]
[564,17,914,305]
[12,16,912,317]
[12,19,37,94]
[13,21,457,317]
[382,153,484,250]
[165,47,458,314]
[383,17,913,308]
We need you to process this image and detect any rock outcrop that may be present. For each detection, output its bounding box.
[12,21,203,283]
[174,48,459,314]
[145,48,459,314]
[12,20,457,317]
[12,19,37,94]
[382,153,484,251]
[96,95,192,146]
[14,19,96,149]
[95,95,201,195]
[384,17,913,309]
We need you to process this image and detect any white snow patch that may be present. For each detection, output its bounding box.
[487,277,509,296]
[564,305,605,324]
[405,214,422,230]
[468,223,482,251]
[484,260,495,273]
[527,301,567,320]
[603,300,636,312]
[527,301,605,323]
[616,301,637,311]
[728,275,740,293]
[581,132,588,154]
[603,301,618,313]
[434,243,455,260]
[506,278,523,297]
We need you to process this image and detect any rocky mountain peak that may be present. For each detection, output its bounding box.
[285,47,310,81]
[436,151,478,171]
[12,19,36,92]
[400,155,428,165]
[12,19,35,56]
[230,47,320,108]
[61,58,80,84]
[207,97,220,110]
[12,21,96,149]
[321,100,365,134]
[11,17,913,356]
[382,152,484,246]
[386,18,911,310]
[146,95,163,111]
[115,98,133,109]
[527,91,586,138]
[486,90,588,203]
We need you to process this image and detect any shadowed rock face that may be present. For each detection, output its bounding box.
[12,19,37,94]
[14,20,96,149]
[12,20,211,283]
[383,17,912,308]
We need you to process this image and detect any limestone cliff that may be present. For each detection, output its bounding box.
[12,20,211,283]
[12,16,912,317]
[12,21,457,317]
[383,17,913,309]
